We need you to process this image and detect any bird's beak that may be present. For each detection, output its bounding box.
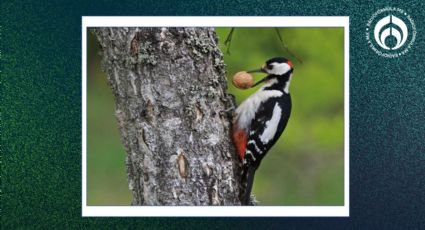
[247,64,266,74]
[247,68,265,73]
[247,65,269,88]
[251,75,270,88]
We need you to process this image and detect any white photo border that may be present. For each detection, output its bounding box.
[82,16,350,217]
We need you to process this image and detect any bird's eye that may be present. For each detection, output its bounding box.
[268,65,274,70]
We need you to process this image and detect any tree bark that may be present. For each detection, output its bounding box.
[93,27,242,205]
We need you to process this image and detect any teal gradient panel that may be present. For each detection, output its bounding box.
[2,0,424,229]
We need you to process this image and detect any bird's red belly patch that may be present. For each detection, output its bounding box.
[232,128,247,161]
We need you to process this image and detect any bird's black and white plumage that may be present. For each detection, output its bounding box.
[232,57,294,205]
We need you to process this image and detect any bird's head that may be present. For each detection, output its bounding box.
[247,57,294,88]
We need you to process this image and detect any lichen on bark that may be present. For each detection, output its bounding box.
[93,27,242,205]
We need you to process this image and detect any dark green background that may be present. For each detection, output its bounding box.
[2,0,425,228]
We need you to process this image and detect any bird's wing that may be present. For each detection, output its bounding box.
[244,98,290,167]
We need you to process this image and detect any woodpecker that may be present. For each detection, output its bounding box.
[232,57,294,205]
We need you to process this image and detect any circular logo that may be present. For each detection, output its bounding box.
[366,7,416,58]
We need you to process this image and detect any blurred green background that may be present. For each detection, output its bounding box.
[87,27,344,205]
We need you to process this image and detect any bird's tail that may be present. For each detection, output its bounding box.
[241,165,256,205]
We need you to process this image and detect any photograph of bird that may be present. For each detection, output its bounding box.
[232,57,294,205]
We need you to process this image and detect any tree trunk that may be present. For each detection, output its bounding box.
[93,27,242,205]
